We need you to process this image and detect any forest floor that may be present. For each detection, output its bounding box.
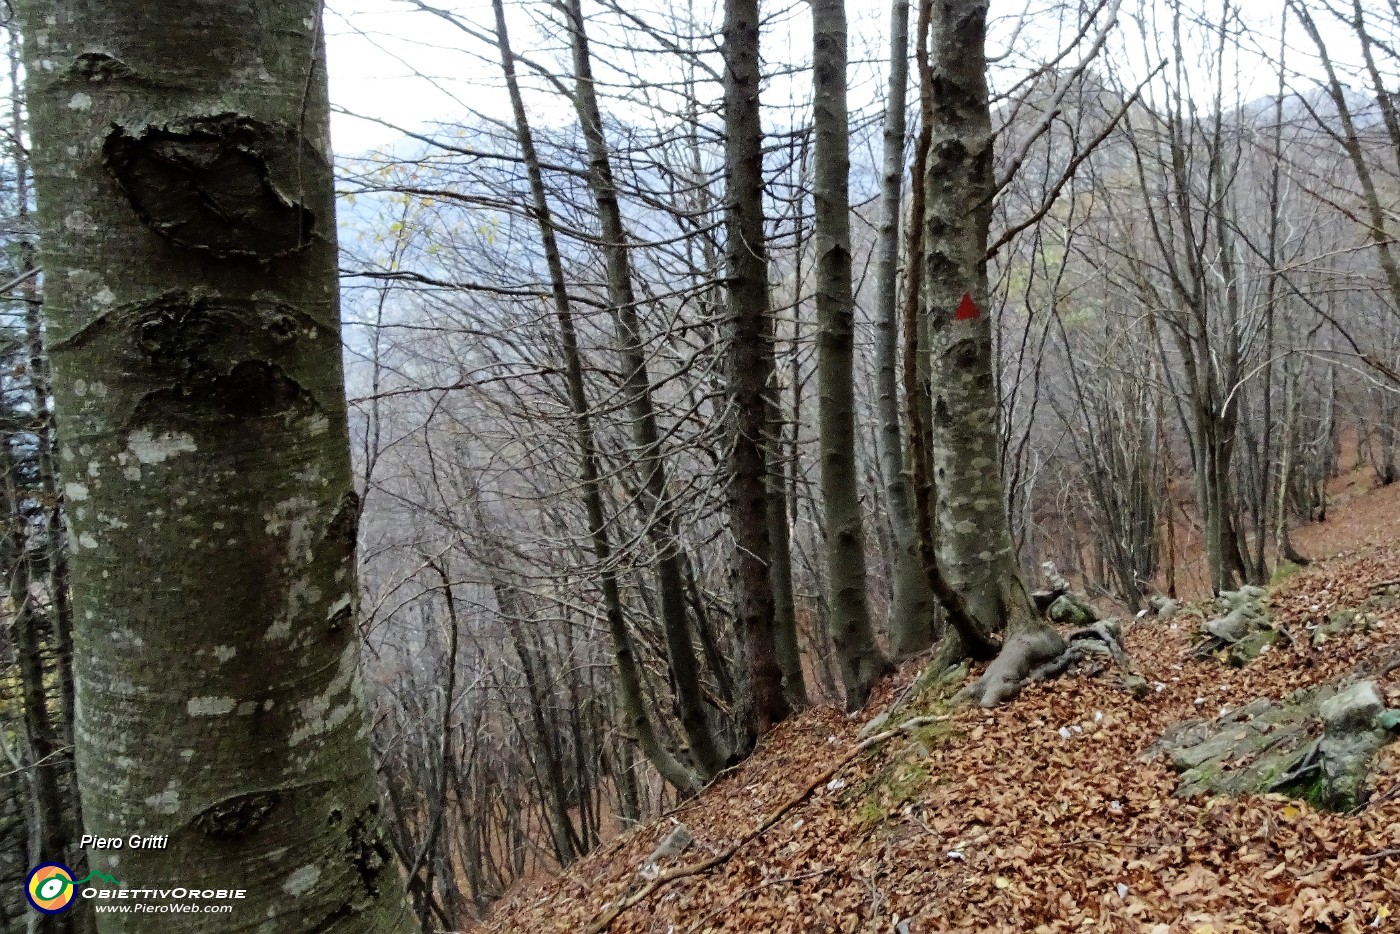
[484,473,1400,934]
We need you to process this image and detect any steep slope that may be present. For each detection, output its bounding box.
[486,489,1400,933]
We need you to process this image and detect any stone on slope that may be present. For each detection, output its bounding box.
[1318,682,1390,811]
[1145,680,1398,811]
[1194,586,1280,666]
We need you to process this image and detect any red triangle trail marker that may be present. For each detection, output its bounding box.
[955,292,980,320]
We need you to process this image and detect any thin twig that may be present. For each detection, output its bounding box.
[0,745,72,781]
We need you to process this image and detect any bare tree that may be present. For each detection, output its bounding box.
[722,0,792,735]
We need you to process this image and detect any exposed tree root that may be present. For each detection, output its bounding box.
[582,714,950,933]
[960,625,1068,707]
[958,614,1139,708]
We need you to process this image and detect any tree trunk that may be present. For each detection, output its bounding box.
[723,0,791,738]
[766,440,807,708]
[769,260,806,708]
[563,0,727,776]
[811,0,892,710]
[18,2,414,929]
[492,577,578,868]
[875,0,938,659]
[1292,0,1400,319]
[493,0,703,797]
[3,443,73,934]
[925,0,1061,702]
[5,26,80,930]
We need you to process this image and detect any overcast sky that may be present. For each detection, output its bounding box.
[321,0,1365,157]
[321,0,1057,154]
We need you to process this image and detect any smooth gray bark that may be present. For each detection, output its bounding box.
[18,1,414,930]
[812,0,892,709]
[924,0,1031,635]
[874,0,938,658]
[924,0,1061,701]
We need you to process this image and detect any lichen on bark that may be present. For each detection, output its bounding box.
[18,0,413,930]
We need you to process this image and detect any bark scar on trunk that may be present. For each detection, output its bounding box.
[131,358,315,424]
[320,491,360,555]
[103,114,319,259]
[345,803,392,898]
[194,789,281,839]
[70,51,136,82]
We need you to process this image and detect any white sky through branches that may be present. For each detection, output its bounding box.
[323,1,1380,155]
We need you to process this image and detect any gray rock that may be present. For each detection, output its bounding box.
[1318,681,1389,810]
[1195,586,1277,666]
[1228,627,1278,666]
[1149,596,1179,622]
[1047,594,1099,627]
[1150,678,1398,812]
[1321,681,1384,732]
[857,711,890,741]
[641,822,693,871]
[1204,608,1248,643]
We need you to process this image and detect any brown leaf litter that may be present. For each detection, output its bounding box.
[484,547,1400,934]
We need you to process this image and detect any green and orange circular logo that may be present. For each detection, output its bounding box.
[26,863,76,914]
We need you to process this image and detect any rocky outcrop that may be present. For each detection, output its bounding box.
[1145,679,1399,811]
[1193,586,1281,666]
[1033,561,1101,628]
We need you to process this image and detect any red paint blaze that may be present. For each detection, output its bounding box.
[955,292,980,321]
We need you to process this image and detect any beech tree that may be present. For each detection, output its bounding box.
[874,0,939,659]
[491,0,704,797]
[8,0,1400,926]
[722,0,791,735]
[562,0,728,776]
[18,1,412,930]
[924,0,1065,704]
[811,0,892,709]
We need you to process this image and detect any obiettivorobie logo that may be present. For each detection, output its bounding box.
[25,861,247,915]
[25,864,122,914]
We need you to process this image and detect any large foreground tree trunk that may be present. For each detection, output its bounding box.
[924,0,1063,703]
[19,2,414,930]
[812,0,892,710]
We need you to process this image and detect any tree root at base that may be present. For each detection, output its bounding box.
[958,620,1138,708]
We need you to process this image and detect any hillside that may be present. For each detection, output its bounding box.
[484,477,1400,934]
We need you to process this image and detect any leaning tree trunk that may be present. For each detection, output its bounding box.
[811,0,892,710]
[492,0,702,796]
[563,0,727,777]
[7,29,85,932]
[766,436,808,708]
[723,0,791,738]
[924,0,1063,704]
[18,2,414,931]
[768,222,805,708]
[3,440,74,934]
